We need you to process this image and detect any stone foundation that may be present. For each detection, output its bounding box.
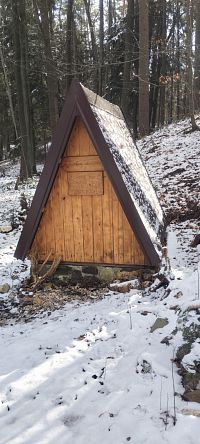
[37,262,157,288]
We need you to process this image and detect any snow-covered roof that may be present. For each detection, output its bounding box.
[82,85,164,255]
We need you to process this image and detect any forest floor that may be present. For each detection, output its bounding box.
[0,117,200,443]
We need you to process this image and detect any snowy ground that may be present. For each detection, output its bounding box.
[0,117,200,443]
[0,284,199,444]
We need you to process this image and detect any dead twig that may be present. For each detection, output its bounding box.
[185,303,200,312]
[31,256,61,292]
[171,350,177,426]
[29,249,39,284]
[38,251,52,275]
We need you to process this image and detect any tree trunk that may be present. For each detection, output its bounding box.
[139,0,149,137]
[132,0,139,137]
[159,0,166,126]
[121,0,134,122]
[0,42,18,139]
[83,0,99,91]
[66,0,74,92]
[108,0,113,36]
[99,0,104,95]
[11,0,35,180]
[176,0,181,120]
[33,0,59,134]
[186,0,199,130]
[194,0,200,110]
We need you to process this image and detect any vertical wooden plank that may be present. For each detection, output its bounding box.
[61,171,75,262]
[109,179,114,261]
[111,189,119,264]
[32,223,43,258]
[72,195,84,261]
[66,119,80,157]
[52,171,65,259]
[132,232,144,265]
[82,195,94,262]
[57,167,67,261]
[30,235,38,258]
[39,221,47,260]
[43,203,54,260]
[48,184,56,257]
[92,195,104,262]
[123,213,133,264]
[79,119,91,156]
[78,118,98,156]
[102,175,114,263]
[118,201,124,264]
[48,187,57,259]
[89,135,98,156]
[131,231,135,264]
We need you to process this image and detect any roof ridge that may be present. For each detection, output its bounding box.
[81,84,124,120]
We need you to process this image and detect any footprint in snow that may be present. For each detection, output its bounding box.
[63,414,84,427]
[32,391,40,400]
[55,396,64,406]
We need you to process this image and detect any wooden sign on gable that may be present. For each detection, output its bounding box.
[68,171,104,196]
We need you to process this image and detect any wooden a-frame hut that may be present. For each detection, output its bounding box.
[15,81,165,268]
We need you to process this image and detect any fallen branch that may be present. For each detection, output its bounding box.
[29,249,39,284]
[184,303,200,312]
[38,251,52,275]
[31,256,61,292]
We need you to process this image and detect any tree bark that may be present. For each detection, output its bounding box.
[99,0,104,95]
[11,0,35,180]
[0,43,18,139]
[33,0,59,134]
[83,0,99,91]
[121,0,134,122]
[186,0,199,130]
[66,0,74,92]
[159,0,166,126]
[139,0,149,137]
[176,0,181,120]
[194,0,200,110]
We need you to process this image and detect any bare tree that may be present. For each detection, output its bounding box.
[194,0,200,110]
[186,0,199,130]
[121,0,134,122]
[139,0,149,137]
[99,0,104,95]
[66,0,74,92]
[11,0,35,180]
[33,0,59,134]
[0,4,18,142]
[83,0,99,91]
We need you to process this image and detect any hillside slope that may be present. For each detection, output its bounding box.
[138,118,200,225]
[0,118,200,443]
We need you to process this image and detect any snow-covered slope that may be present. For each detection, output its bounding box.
[138,118,200,224]
[0,116,200,443]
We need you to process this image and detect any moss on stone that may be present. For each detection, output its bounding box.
[183,323,200,344]
[98,267,116,283]
[182,371,200,391]
[176,343,191,363]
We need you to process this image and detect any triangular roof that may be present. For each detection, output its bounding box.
[15,80,165,266]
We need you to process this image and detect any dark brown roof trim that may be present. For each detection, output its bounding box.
[15,80,161,266]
